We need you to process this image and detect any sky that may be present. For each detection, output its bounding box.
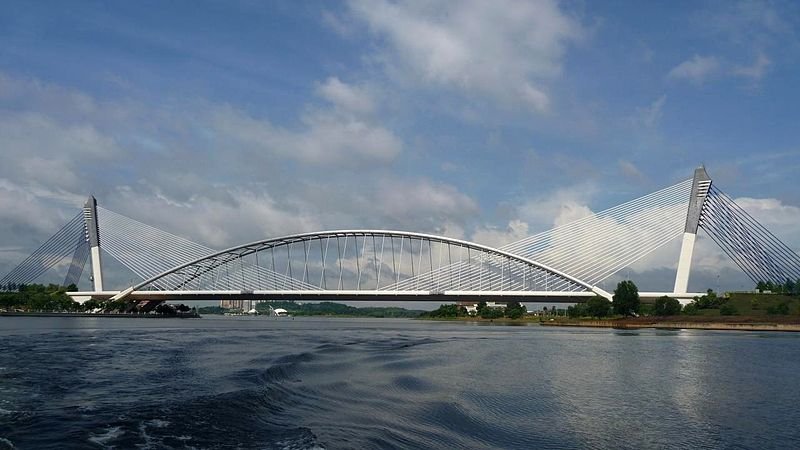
[1,0,799,296]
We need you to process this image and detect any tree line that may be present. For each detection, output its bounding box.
[0,284,192,315]
[424,301,527,319]
[756,279,800,296]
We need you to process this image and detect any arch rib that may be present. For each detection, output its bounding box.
[110,230,608,301]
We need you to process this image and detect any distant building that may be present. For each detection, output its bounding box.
[220,299,256,310]
[270,307,288,317]
[457,300,509,315]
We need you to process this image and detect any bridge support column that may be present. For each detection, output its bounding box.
[84,196,104,291]
[673,167,711,294]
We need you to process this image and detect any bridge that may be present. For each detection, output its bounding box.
[2,167,799,305]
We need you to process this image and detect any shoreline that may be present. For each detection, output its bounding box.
[0,312,200,318]
[540,319,800,332]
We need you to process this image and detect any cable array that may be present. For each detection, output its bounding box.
[699,186,800,284]
[63,240,90,287]
[4,178,799,294]
[394,179,693,291]
[0,213,86,288]
[97,207,314,290]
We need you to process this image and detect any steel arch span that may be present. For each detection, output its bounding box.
[110,230,611,301]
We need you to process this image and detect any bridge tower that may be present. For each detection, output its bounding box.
[83,196,104,291]
[673,166,712,294]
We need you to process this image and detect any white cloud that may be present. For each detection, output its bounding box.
[668,55,720,83]
[733,197,800,249]
[518,185,596,231]
[471,219,530,248]
[0,72,482,285]
[347,0,582,112]
[317,77,375,114]
[107,187,323,248]
[635,94,666,128]
[618,160,646,183]
[210,104,402,165]
[733,52,771,80]
[375,179,479,230]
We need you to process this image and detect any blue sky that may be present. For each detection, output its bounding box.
[1,0,798,293]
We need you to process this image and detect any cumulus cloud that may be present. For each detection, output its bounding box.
[317,77,375,114]
[471,219,530,248]
[732,196,800,248]
[0,72,482,285]
[518,185,596,231]
[375,179,480,230]
[668,55,720,83]
[346,0,582,112]
[210,104,402,165]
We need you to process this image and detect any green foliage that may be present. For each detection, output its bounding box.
[719,303,738,316]
[426,304,468,318]
[155,303,177,316]
[612,280,640,316]
[756,279,800,295]
[566,303,588,318]
[505,301,527,319]
[692,289,724,309]
[479,306,504,319]
[682,303,700,315]
[653,296,682,316]
[766,302,790,315]
[586,296,612,318]
[0,284,79,312]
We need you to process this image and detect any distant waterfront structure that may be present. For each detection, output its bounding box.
[220,299,256,310]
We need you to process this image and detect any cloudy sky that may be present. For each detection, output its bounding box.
[1,0,798,294]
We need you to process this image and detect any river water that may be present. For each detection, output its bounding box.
[1,316,798,449]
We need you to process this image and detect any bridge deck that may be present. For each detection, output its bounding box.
[68,290,702,303]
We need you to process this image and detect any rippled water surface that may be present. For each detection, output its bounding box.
[1,316,799,449]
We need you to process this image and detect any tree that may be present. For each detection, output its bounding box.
[692,289,723,309]
[785,279,796,296]
[476,301,488,315]
[682,303,699,315]
[426,304,467,318]
[480,306,504,319]
[155,303,177,316]
[612,280,640,316]
[505,301,526,319]
[653,296,681,316]
[585,296,612,318]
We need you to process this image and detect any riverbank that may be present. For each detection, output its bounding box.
[417,316,538,324]
[540,316,800,332]
[0,312,200,318]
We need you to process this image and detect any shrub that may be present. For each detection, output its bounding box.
[719,303,738,316]
[766,303,790,315]
[653,296,682,316]
[586,296,612,318]
[682,304,700,315]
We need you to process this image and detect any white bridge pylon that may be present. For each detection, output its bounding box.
[8,166,799,303]
[107,230,612,302]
